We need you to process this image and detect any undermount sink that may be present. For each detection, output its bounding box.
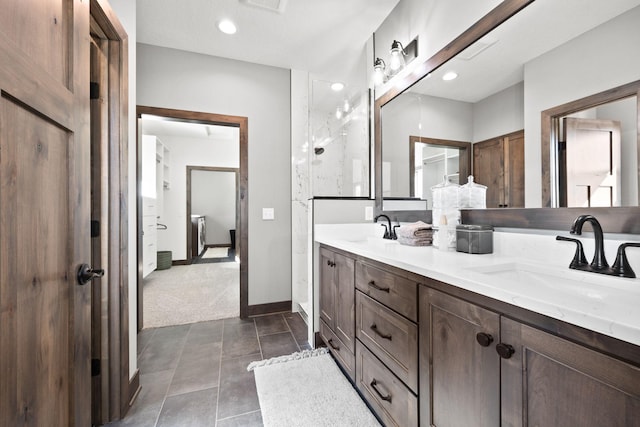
[464,261,640,307]
[346,236,398,249]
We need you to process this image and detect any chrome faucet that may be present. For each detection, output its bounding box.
[570,214,608,270]
[374,214,397,240]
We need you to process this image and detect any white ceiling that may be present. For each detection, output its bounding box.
[141,115,239,141]
[409,0,640,102]
[136,0,399,81]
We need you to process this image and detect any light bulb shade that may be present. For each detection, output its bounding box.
[373,58,386,85]
[389,40,406,71]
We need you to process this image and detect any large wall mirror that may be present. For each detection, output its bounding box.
[375,0,640,232]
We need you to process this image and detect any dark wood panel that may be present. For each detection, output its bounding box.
[419,287,500,427]
[505,131,525,207]
[501,317,640,427]
[473,137,504,208]
[356,292,418,393]
[355,341,418,427]
[319,248,336,328]
[334,252,356,354]
[356,262,418,322]
[320,320,355,381]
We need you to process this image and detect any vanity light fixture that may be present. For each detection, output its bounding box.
[218,19,237,35]
[330,82,345,92]
[378,37,418,80]
[373,58,386,86]
[389,40,406,72]
[442,71,458,81]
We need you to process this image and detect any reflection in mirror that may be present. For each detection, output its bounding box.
[408,136,471,209]
[554,96,637,208]
[378,0,640,214]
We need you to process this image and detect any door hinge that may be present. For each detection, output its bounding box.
[91,220,100,238]
[90,82,100,100]
[92,359,101,377]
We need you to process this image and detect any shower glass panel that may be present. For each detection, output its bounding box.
[310,80,370,197]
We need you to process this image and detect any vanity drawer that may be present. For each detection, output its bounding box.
[356,291,418,393]
[320,319,355,381]
[356,262,417,321]
[356,341,418,427]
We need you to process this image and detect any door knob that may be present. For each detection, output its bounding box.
[77,264,104,286]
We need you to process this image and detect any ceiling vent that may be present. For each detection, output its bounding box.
[458,40,498,61]
[240,0,288,14]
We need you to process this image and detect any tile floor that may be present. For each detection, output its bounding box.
[107,312,310,427]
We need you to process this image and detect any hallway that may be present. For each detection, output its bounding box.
[108,313,309,426]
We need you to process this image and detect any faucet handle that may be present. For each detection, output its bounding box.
[611,243,640,278]
[556,236,588,269]
[379,223,390,239]
[392,224,400,240]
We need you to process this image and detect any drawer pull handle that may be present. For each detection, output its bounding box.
[370,379,392,403]
[327,339,340,351]
[370,324,392,340]
[368,280,390,293]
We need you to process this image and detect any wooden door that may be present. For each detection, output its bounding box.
[0,1,91,426]
[319,247,336,328]
[419,288,500,427]
[473,138,505,208]
[504,130,524,208]
[563,118,621,207]
[333,252,355,353]
[501,317,640,427]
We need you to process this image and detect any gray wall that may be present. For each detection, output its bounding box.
[137,43,292,305]
[192,169,237,246]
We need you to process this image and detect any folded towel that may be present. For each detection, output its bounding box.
[397,236,433,246]
[396,221,433,239]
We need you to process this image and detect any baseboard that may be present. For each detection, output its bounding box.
[207,244,232,248]
[247,300,292,317]
[122,369,140,418]
[172,259,190,266]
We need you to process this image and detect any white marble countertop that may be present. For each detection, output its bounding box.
[315,224,640,347]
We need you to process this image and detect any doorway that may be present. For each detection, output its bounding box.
[136,106,249,331]
[188,166,239,263]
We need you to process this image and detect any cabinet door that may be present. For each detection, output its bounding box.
[501,317,640,427]
[419,288,500,427]
[334,252,355,353]
[473,138,504,208]
[504,131,524,208]
[319,247,336,328]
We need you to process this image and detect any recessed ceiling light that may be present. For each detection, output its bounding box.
[331,82,345,92]
[218,20,237,35]
[442,71,458,81]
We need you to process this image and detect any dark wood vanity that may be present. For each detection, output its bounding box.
[319,243,640,427]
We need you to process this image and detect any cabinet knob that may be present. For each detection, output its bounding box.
[496,343,515,359]
[476,332,493,347]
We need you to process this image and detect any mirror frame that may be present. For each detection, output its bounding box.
[374,0,640,233]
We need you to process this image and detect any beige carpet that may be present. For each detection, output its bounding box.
[143,262,239,328]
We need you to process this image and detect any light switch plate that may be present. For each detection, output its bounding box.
[365,206,374,221]
[262,208,275,220]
